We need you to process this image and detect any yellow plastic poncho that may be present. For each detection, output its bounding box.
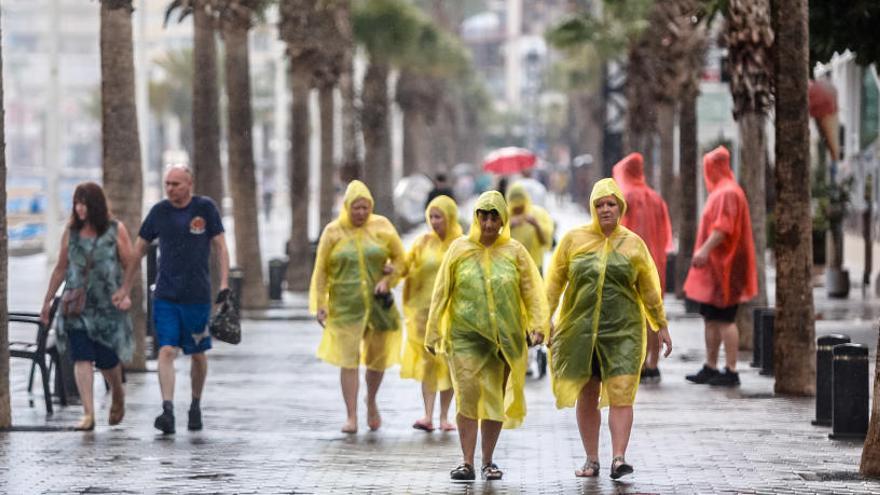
[309,180,406,371]
[506,182,555,273]
[400,195,463,391]
[425,191,548,428]
[545,178,667,409]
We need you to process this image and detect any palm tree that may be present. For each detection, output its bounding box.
[725,0,774,348]
[100,0,147,370]
[0,3,10,428]
[218,0,268,309]
[336,0,361,183]
[152,49,195,159]
[165,1,224,207]
[280,0,319,290]
[771,0,814,395]
[353,0,423,219]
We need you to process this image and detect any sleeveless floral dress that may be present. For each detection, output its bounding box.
[59,221,134,362]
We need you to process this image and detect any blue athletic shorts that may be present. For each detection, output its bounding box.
[67,330,120,370]
[153,298,212,355]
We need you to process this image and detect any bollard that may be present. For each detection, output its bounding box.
[812,334,851,426]
[759,309,775,376]
[829,343,869,440]
[665,252,676,294]
[750,307,772,368]
[229,267,244,310]
[268,257,288,301]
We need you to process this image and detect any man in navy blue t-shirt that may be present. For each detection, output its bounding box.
[124,164,229,434]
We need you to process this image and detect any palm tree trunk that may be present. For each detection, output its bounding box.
[222,21,267,309]
[338,0,360,182]
[862,327,880,475]
[319,84,336,228]
[192,4,224,300]
[657,101,676,229]
[401,108,421,176]
[771,0,814,395]
[100,1,146,371]
[361,61,393,218]
[0,5,10,428]
[736,112,769,349]
[192,4,223,205]
[288,63,312,291]
[677,90,698,298]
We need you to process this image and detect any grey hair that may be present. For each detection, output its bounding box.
[164,163,194,178]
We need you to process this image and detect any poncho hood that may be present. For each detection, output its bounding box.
[425,195,463,247]
[468,190,511,245]
[340,180,374,228]
[703,146,735,193]
[589,178,628,235]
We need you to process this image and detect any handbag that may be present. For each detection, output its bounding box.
[209,289,241,345]
[62,235,97,318]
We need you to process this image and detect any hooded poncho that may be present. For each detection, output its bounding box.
[545,178,667,408]
[683,146,758,308]
[400,195,463,391]
[506,182,555,273]
[612,153,673,292]
[425,191,548,428]
[309,180,406,370]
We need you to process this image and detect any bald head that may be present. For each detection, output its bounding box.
[164,164,194,207]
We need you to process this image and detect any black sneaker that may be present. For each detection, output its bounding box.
[154,410,175,434]
[708,367,740,387]
[188,407,203,431]
[685,365,720,384]
[450,463,476,481]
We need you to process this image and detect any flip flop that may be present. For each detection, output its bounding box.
[412,419,435,432]
[439,422,457,432]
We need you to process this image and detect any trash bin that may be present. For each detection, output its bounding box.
[268,257,289,301]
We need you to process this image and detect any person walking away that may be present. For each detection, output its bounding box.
[612,153,673,383]
[425,172,455,208]
[425,191,548,481]
[506,182,555,274]
[545,178,672,479]
[41,182,136,431]
[125,164,230,434]
[401,195,463,432]
[309,180,406,433]
[683,146,757,387]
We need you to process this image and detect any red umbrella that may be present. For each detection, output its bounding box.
[482,147,537,174]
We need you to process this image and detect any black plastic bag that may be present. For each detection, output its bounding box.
[209,289,241,345]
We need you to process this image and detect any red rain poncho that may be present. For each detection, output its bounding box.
[612,153,673,292]
[683,146,757,308]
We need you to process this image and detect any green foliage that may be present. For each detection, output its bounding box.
[352,0,424,64]
[545,0,653,58]
[810,0,880,68]
[812,169,854,231]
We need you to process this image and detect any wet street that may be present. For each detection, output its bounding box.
[4,294,880,494]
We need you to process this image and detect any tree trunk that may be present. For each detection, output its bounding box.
[100,2,146,371]
[657,101,676,230]
[192,4,224,205]
[288,63,312,291]
[677,90,698,298]
[319,84,336,229]
[772,0,815,395]
[402,108,425,176]
[223,22,267,309]
[861,325,880,475]
[736,112,769,349]
[361,61,393,219]
[0,5,10,428]
[338,0,360,182]
[192,4,225,301]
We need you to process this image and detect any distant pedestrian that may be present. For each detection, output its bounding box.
[545,178,671,479]
[401,195,463,433]
[125,164,230,434]
[41,182,135,431]
[309,180,406,434]
[612,153,673,383]
[684,146,757,387]
[506,181,554,274]
[425,172,455,208]
[425,191,547,481]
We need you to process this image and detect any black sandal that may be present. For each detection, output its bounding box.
[610,456,633,479]
[575,458,600,477]
[450,463,476,481]
[481,462,503,481]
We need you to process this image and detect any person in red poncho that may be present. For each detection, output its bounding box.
[612,153,672,384]
[683,146,757,387]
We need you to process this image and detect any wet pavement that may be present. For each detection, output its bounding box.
[4,293,880,494]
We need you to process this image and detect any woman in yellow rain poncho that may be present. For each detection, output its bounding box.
[401,195,463,433]
[545,178,672,480]
[425,191,547,482]
[506,182,555,273]
[309,180,405,434]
